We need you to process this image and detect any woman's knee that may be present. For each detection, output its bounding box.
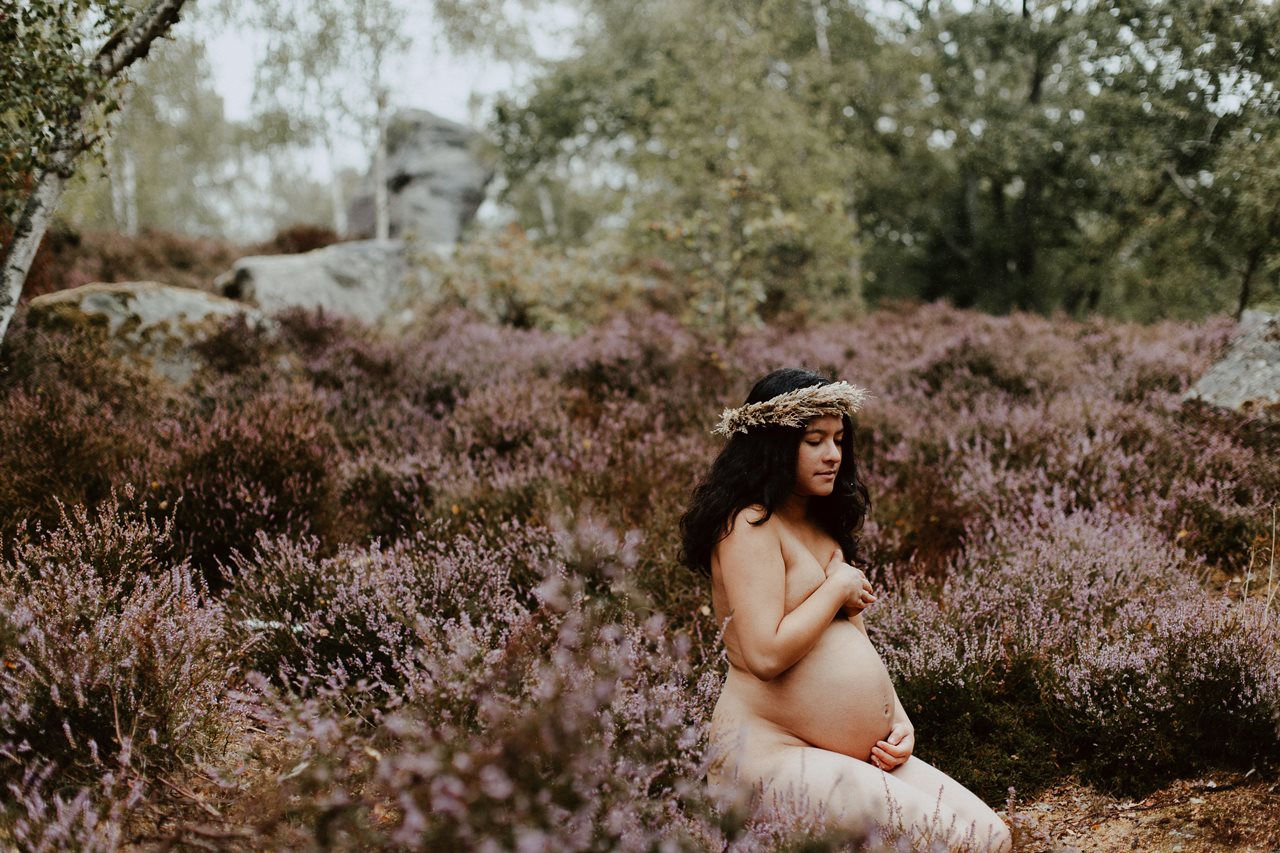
[889,758,1010,851]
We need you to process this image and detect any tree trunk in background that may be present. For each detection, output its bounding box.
[121,145,139,236]
[536,184,558,239]
[810,0,831,64]
[326,137,349,236]
[1237,244,1261,322]
[108,89,139,236]
[110,134,128,230]
[374,87,390,242]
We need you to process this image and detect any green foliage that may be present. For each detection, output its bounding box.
[57,33,244,236]
[493,0,868,334]
[427,228,660,332]
[494,0,1280,321]
[0,1,144,228]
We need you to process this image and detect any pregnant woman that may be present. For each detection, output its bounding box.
[681,368,1010,851]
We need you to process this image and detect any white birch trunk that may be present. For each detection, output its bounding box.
[121,145,139,236]
[810,0,831,64]
[373,87,390,242]
[325,136,349,236]
[1,152,72,342]
[110,132,127,228]
[536,184,558,239]
[0,0,189,346]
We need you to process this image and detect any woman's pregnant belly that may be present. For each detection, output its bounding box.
[728,619,896,761]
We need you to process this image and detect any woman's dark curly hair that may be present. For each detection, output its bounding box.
[680,368,871,575]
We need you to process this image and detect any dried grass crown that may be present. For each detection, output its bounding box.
[712,381,871,437]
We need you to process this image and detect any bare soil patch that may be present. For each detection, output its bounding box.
[1014,773,1280,852]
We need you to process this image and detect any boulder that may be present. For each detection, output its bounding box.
[216,239,435,327]
[346,109,494,244]
[1185,310,1280,419]
[25,281,267,384]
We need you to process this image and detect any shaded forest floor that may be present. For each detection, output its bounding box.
[1014,774,1280,851]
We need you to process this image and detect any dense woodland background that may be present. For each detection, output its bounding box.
[5,0,1280,323]
[2,1,1279,850]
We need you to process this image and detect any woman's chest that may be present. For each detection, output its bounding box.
[778,530,837,611]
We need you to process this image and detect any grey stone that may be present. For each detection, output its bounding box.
[216,239,437,327]
[346,109,494,243]
[26,281,267,384]
[1185,311,1280,418]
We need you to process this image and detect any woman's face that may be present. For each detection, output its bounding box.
[794,415,843,497]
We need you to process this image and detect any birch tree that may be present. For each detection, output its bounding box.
[244,0,409,241]
[0,0,192,344]
[244,0,538,242]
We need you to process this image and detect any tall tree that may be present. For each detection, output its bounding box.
[241,0,540,241]
[496,0,1280,321]
[0,0,191,343]
[58,33,243,236]
[494,0,877,332]
[244,0,467,241]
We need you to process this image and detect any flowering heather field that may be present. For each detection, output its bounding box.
[0,302,1277,850]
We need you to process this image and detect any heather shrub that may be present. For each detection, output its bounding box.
[448,376,575,462]
[252,223,342,256]
[868,496,1280,798]
[215,521,727,849]
[224,535,423,699]
[0,495,234,791]
[1048,597,1280,791]
[161,384,341,579]
[190,311,280,377]
[17,226,241,299]
[559,311,707,401]
[950,502,1200,638]
[870,578,1060,802]
[335,452,436,544]
[6,491,179,595]
[2,765,141,853]
[237,597,725,851]
[223,522,555,696]
[0,321,164,545]
[379,609,714,850]
[3,290,1278,843]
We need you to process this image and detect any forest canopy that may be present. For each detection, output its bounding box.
[4,0,1279,327]
[493,0,1280,322]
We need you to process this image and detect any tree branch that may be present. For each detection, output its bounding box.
[1162,163,1219,223]
[94,0,188,80]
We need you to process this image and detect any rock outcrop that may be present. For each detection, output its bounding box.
[346,109,493,244]
[26,281,266,384]
[216,239,434,327]
[1186,310,1280,419]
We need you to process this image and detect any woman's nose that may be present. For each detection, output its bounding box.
[823,441,841,462]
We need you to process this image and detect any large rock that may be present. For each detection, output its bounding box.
[216,239,434,326]
[346,109,493,243]
[1185,310,1280,419]
[26,281,267,384]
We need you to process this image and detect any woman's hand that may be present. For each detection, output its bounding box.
[870,723,915,771]
[824,549,875,615]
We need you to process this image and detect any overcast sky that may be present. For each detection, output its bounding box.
[204,5,577,172]
[207,30,523,129]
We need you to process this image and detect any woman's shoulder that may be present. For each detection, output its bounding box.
[720,505,781,548]
[714,505,784,571]
[731,503,771,528]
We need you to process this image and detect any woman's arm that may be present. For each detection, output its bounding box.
[716,511,859,681]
